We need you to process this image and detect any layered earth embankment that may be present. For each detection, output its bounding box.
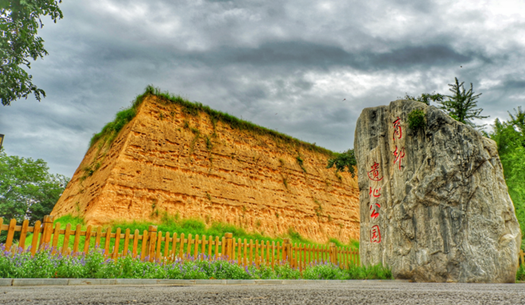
[52,94,359,242]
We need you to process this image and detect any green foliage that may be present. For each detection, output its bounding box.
[296,155,307,172]
[287,228,309,244]
[55,213,351,247]
[407,109,426,130]
[54,215,84,228]
[90,107,137,147]
[517,264,525,281]
[0,0,63,106]
[404,92,444,105]
[0,149,69,229]
[205,136,213,151]
[404,78,488,129]
[0,245,390,280]
[326,149,356,177]
[438,77,488,128]
[488,107,525,248]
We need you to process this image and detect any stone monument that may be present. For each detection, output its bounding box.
[355,100,521,282]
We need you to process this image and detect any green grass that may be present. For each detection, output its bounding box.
[50,214,358,249]
[89,85,335,157]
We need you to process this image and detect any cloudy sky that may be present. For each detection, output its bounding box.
[1,0,524,177]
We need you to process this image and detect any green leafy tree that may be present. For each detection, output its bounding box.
[488,109,525,246]
[326,149,356,177]
[403,92,444,105]
[0,0,63,106]
[438,77,489,128]
[0,149,69,226]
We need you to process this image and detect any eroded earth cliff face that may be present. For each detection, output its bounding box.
[52,95,360,243]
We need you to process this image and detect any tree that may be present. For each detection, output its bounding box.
[403,92,444,105]
[326,149,357,177]
[438,77,489,128]
[0,0,63,106]
[488,111,525,247]
[0,148,69,226]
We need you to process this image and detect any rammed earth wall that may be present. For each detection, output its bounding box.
[52,95,360,243]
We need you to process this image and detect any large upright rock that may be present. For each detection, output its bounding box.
[355,100,521,283]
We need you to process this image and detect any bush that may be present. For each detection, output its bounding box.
[408,109,426,130]
[517,264,525,281]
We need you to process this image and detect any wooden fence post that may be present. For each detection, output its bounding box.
[283,238,291,264]
[39,215,54,250]
[5,219,16,251]
[148,225,157,262]
[329,243,337,265]
[224,233,233,260]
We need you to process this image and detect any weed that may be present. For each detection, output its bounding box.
[287,228,309,243]
[296,155,307,173]
[205,136,213,151]
[189,133,200,155]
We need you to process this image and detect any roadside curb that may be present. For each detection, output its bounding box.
[0,278,401,287]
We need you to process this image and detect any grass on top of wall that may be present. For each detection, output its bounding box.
[51,214,359,249]
[89,85,335,156]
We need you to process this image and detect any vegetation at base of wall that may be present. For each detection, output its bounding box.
[326,149,356,177]
[329,238,359,249]
[50,214,358,248]
[517,264,525,281]
[89,85,335,157]
[407,109,426,130]
[0,245,390,280]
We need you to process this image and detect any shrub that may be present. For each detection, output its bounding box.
[408,109,426,130]
[0,244,392,280]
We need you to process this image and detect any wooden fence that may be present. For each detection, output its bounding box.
[0,216,360,271]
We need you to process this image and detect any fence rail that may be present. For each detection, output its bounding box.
[0,216,360,271]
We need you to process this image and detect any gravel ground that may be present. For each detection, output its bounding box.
[1,281,525,305]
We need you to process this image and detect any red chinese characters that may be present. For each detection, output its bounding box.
[370,203,380,219]
[393,146,405,170]
[392,117,406,171]
[393,117,402,140]
[369,187,381,197]
[370,225,381,243]
[367,162,383,181]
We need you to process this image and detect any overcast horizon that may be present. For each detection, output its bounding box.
[1,0,524,178]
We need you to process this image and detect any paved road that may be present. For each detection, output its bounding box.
[1,281,524,305]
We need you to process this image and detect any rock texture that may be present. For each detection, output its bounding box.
[52,95,360,243]
[355,100,521,283]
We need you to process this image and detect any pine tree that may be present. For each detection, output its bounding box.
[438,77,489,128]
